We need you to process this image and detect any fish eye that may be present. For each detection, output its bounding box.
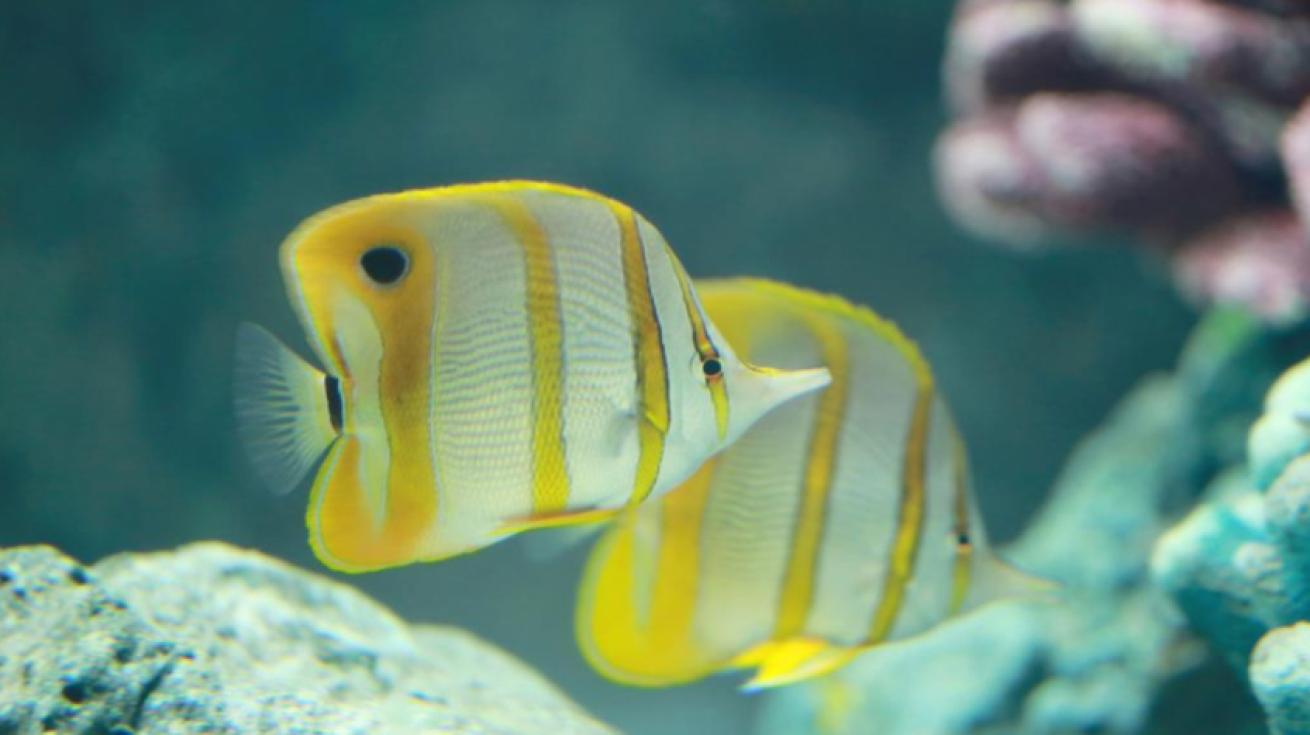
[360,246,409,286]
[702,358,723,377]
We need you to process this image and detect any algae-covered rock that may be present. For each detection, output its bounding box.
[0,542,614,735]
[1154,346,1310,734]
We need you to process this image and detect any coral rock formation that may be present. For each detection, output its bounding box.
[1155,344,1310,735]
[937,0,1310,321]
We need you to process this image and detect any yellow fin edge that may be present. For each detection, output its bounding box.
[499,507,620,535]
[733,638,863,692]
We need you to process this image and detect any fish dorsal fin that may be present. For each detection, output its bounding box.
[233,322,339,494]
[728,277,931,375]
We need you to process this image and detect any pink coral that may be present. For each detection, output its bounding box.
[1174,210,1310,323]
[937,0,1310,321]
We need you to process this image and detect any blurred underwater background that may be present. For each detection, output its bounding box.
[4,1,1310,733]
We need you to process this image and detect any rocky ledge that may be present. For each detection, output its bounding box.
[0,542,613,735]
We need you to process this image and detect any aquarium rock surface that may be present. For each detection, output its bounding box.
[0,541,614,735]
[1154,345,1310,735]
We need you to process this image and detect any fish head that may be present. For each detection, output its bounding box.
[278,194,438,399]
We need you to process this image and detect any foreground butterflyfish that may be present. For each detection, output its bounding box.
[234,182,830,572]
[576,278,1049,689]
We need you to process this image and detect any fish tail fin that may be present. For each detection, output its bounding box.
[970,553,1058,608]
[233,322,339,494]
[727,363,831,442]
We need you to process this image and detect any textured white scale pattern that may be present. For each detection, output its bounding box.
[638,220,712,497]
[429,204,535,548]
[890,397,965,640]
[693,357,820,658]
[629,503,663,629]
[520,192,640,511]
[804,324,917,645]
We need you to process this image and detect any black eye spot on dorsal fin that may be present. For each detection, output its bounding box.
[325,376,344,432]
[361,246,409,285]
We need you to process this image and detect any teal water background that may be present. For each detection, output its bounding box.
[0,2,1195,733]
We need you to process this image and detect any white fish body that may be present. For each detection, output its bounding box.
[234,183,829,572]
[575,278,1049,689]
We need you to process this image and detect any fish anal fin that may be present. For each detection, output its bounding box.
[500,507,619,535]
[736,638,861,691]
[233,322,337,495]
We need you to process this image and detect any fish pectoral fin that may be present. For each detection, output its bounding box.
[233,322,338,495]
[499,507,620,535]
[735,638,862,691]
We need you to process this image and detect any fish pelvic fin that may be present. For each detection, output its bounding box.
[725,363,832,446]
[234,322,339,495]
[735,638,861,692]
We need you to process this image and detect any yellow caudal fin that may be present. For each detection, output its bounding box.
[735,639,862,692]
[233,322,339,495]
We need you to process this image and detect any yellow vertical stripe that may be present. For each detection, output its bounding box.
[773,314,848,637]
[665,247,730,441]
[648,463,715,652]
[485,194,570,514]
[612,204,670,507]
[866,371,935,643]
[576,460,721,685]
[947,428,973,615]
[377,247,438,556]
